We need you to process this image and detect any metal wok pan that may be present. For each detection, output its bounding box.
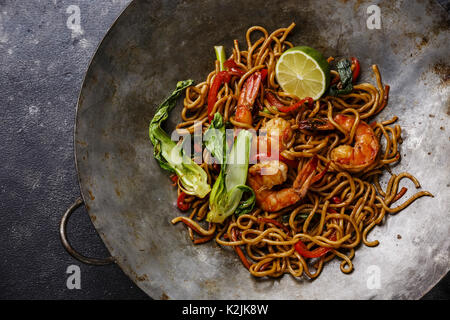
[63,0,450,299]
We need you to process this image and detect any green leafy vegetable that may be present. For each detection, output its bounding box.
[206,114,255,223]
[149,80,211,198]
[203,112,226,163]
[329,59,353,96]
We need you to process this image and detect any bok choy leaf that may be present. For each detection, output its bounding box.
[214,46,226,71]
[203,112,226,163]
[206,114,255,223]
[149,80,210,198]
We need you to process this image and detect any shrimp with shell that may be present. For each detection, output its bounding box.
[298,114,379,173]
[248,156,324,212]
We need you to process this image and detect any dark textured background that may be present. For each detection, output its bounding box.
[0,0,448,299]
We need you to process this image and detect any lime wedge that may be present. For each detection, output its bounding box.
[275,46,330,100]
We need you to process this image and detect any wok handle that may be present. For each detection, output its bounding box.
[60,198,115,265]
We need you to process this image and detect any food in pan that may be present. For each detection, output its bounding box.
[149,23,433,279]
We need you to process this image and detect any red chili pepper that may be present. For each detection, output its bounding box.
[207,59,246,121]
[351,57,360,83]
[177,192,190,211]
[265,92,285,109]
[207,71,227,121]
[294,233,337,258]
[276,97,313,113]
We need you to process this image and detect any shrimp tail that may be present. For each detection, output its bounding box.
[293,155,320,197]
[235,72,262,125]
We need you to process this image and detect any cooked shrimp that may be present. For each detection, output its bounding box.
[251,117,293,158]
[263,117,293,152]
[235,72,263,125]
[248,156,322,212]
[298,114,379,172]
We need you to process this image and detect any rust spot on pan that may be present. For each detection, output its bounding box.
[352,0,363,11]
[161,292,170,300]
[432,61,450,86]
[136,274,149,281]
[88,190,95,201]
[76,139,88,147]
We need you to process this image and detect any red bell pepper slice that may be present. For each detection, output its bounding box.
[177,192,190,211]
[295,241,331,258]
[276,97,313,113]
[260,69,268,82]
[207,71,228,121]
[265,92,285,109]
[295,233,337,258]
[351,57,360,83]
[207,59,249,121]
[223,59,240,70]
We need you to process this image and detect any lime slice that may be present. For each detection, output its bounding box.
[275,46,330,100]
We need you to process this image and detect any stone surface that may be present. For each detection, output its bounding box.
[0,0,447,299]
[0,0,148,299]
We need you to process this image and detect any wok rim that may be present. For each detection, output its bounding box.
[72,0,147,294]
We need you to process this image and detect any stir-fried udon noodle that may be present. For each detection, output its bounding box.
[165,23,433,279]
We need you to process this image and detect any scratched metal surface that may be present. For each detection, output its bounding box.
[75,0,450,299]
